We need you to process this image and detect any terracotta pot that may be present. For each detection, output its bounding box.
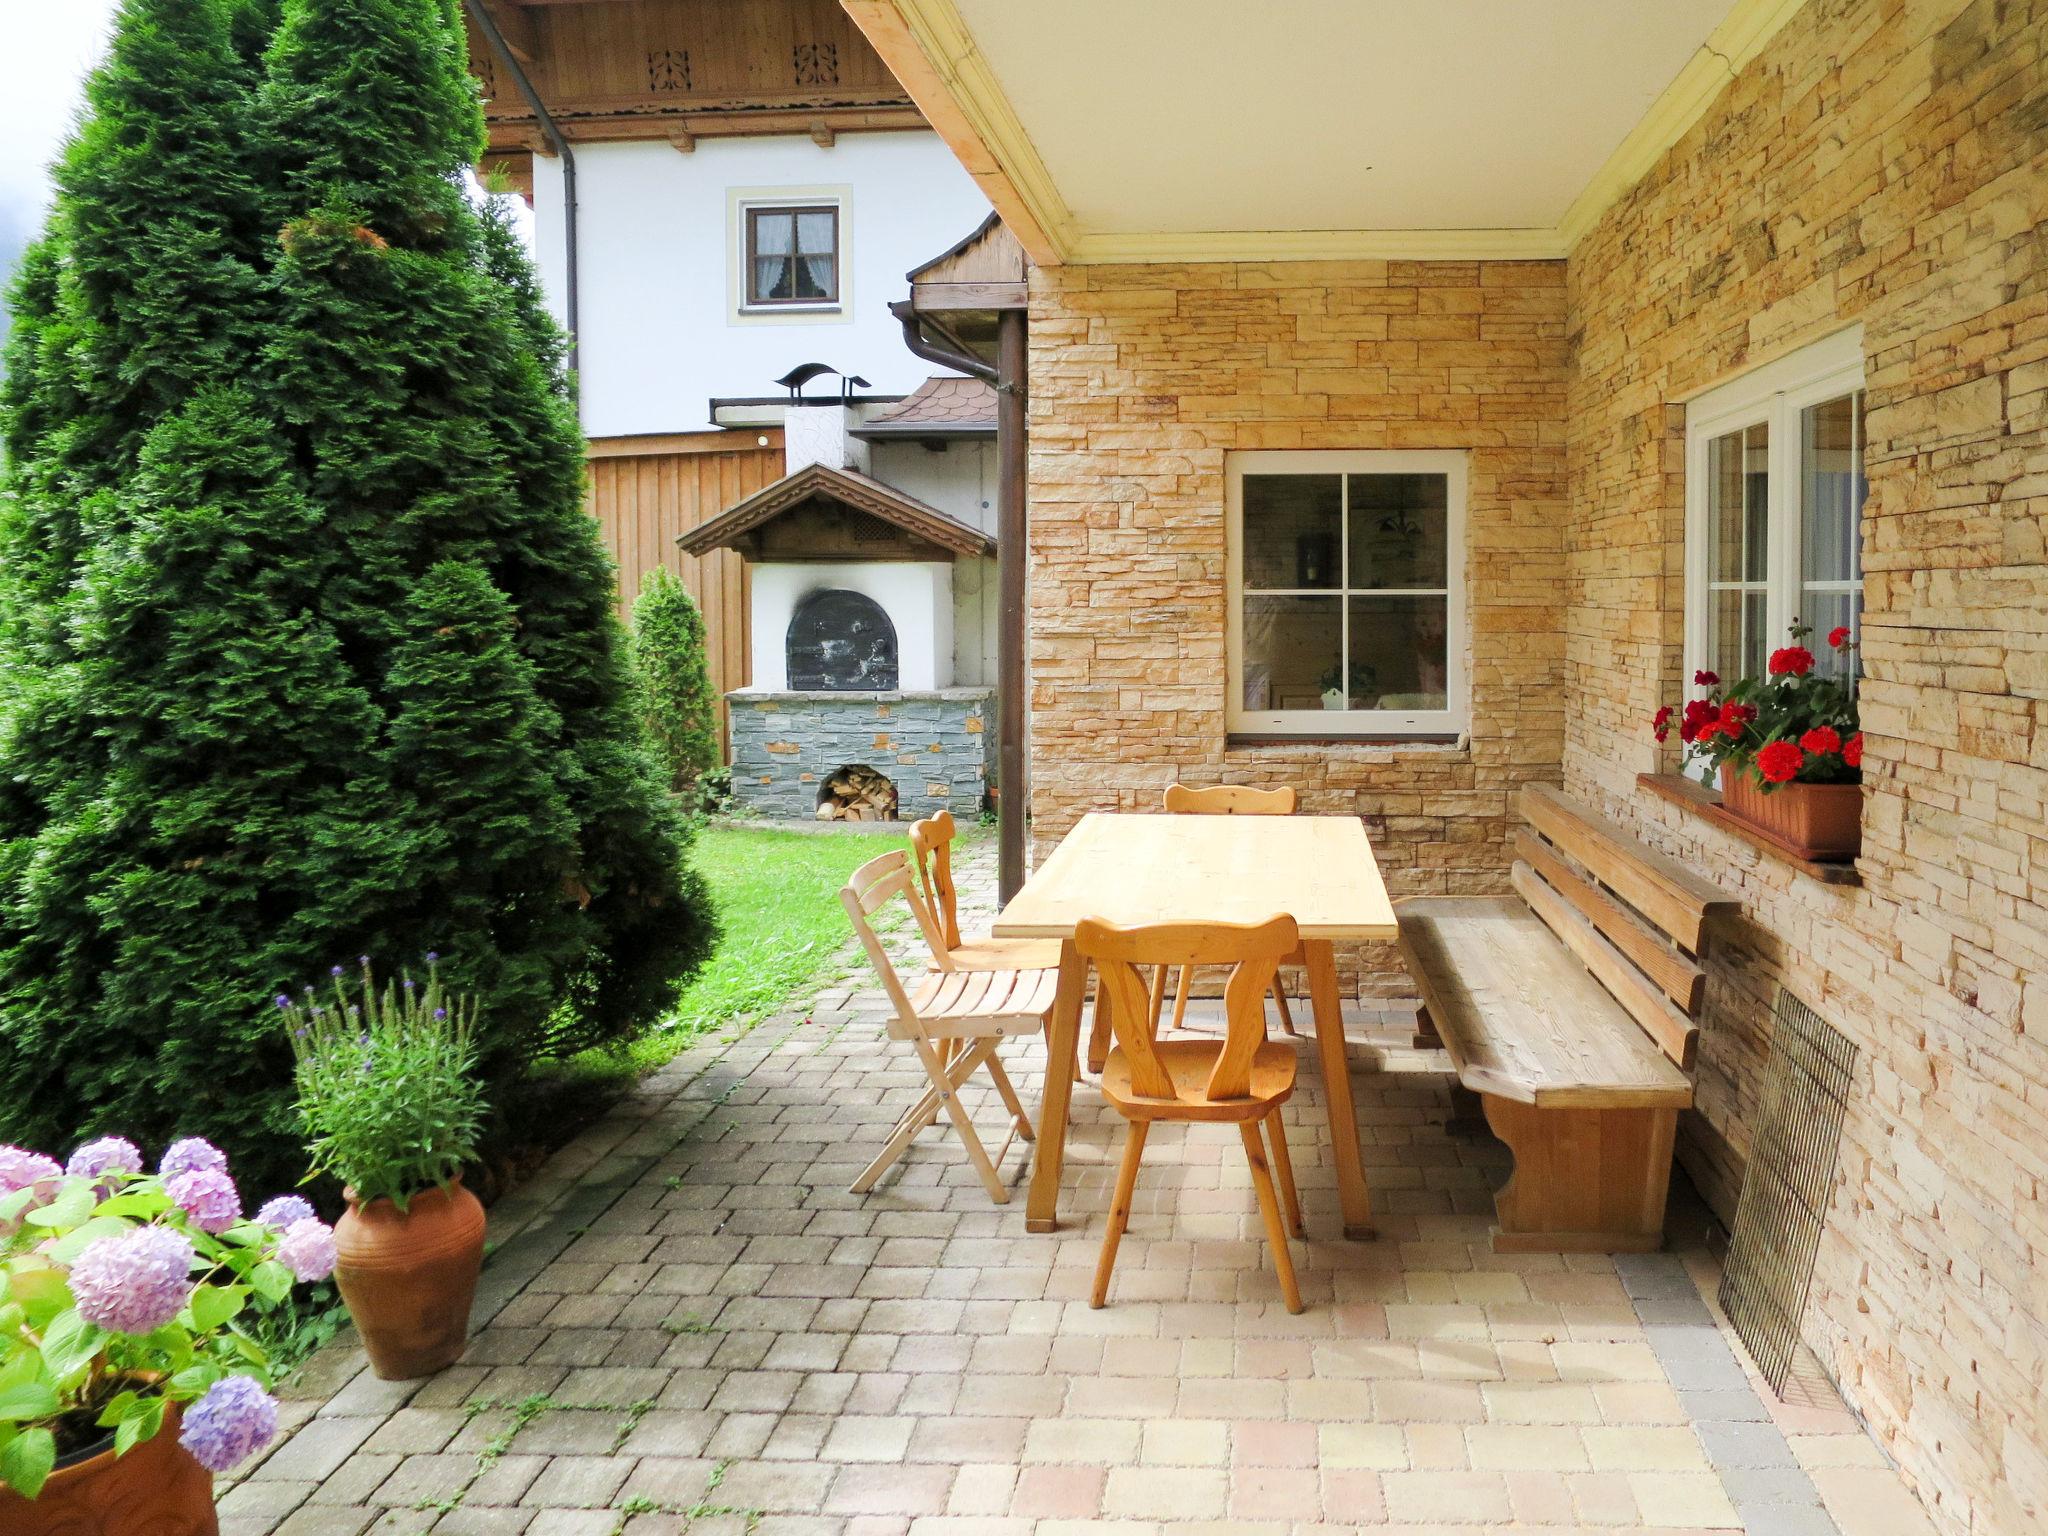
[1720,766,1862,862]
[334,1175,486,1380]
[0,1404,216,1536]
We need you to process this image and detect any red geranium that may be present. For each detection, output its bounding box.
[1693,669,1719,686]
[1843,732,1864,768]
[1769,646,1816,677]
[1827,626,1851,649]
[1800,725,1841,755]
[1756,740,1805,783]
[1652,706,1673,742]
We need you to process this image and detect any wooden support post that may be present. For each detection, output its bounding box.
[995,306,1027,906]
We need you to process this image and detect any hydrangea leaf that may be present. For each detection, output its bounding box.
[187,1283,247,1333]
[113,1395,165,1457]
[0,1377,59,1423]
[39,1309,104,1383]
[42,1215,133,1265]
[248,1260,295,1305]
[24,1182,95,1230]
[0,1423,56,1499]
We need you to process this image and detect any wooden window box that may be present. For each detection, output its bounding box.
[1636,773,1861,887]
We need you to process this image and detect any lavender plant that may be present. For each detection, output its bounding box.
[282,958,483,1210]
[0,1138,335,1499]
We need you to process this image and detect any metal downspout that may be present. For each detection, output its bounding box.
[464,0,580,376]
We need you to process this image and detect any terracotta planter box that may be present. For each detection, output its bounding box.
[1719,766,1862,862]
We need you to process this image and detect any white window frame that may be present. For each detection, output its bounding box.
[1682,326,1865,692]
[727,185,850,323]
[1225,448,1468,739]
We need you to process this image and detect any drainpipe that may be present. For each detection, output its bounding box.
[890,298,1026,904]
[464,0,580,377]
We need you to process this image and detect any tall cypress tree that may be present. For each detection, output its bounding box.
[0,0,710,1183]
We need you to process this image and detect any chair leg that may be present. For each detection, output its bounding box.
[1087,977,1112,1075]
[1265,1109,1304,1236]
[1169,964,1194,1032]
[1239,1122,1304,1314]
[915,1036,1011,1205]
[915,1038,957,1130]
[1271,975,1299,1037]
[1147,965,1168,1033]
[984,1048,1035,1141]
[851,1082,944,1194]
[1092,1120,1149,1308]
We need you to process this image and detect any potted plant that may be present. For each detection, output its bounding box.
[0,1137,337,1534]
[282,957,486,1381]
[1318,665,1346,710]
[1653,622,1865,861]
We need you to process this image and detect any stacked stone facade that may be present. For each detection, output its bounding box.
[1026,258,1571,978]
[1024,0,2046,1527]
[727,689,992,819]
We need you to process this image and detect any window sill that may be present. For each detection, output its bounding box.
[1637,773,1861,887]
[1227,734,1465,751]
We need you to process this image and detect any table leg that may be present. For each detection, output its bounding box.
[1028,938,1087,1233]
[1304,938,1376,1240]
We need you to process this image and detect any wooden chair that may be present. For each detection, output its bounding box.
[908,811,1063,972]
[840,850,1053,1205]
[1078,914,1306,1312]
[1154,784,1303,1038]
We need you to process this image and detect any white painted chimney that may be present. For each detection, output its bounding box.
[783,404,871,476]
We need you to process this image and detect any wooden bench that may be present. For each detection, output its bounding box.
[1396,784,1738,1253]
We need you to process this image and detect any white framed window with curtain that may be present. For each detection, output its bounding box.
[729,187,849,321]
[1684,327,1866,691]
[1226,449,1467,739]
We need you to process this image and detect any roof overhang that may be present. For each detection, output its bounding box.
[678,461,995,559]
[842,0,1808,265]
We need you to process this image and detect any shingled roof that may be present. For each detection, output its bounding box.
[852,376,998,438]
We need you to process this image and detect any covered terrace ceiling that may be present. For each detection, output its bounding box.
[843,0,1806,263]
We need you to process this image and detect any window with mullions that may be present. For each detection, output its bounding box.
[1686,329,1865,694]
[745,204,838,307]
[1227,450,1466,738]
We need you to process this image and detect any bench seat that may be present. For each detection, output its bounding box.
[1394,785,1736,1255]
[1398,897,1692,1110]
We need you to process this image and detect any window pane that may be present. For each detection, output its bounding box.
[1710,431,1744,582]
[794,210,835,256]
[1242,475,1340,589]
[1802,393,1860,584]
[1743,423,1769,580]
[1346,596,1448,710]
[1709,589,1768,682]
[752,211,794,256]
[1346,473,1447,589]
[753,256,794,302]
[1241,595,1341,710]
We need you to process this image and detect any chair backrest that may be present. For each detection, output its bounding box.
[1511,784,1739,1071]
[1076,916,1298,1101]
[840,849,923,1022]
[906,810,962,953]
[1163,783,1297,816]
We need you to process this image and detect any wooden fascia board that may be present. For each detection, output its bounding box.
[586,429,782,460]
[485,104,926,150]
[678,466,994,559]
[910,281,1027,312]
[839,0,1068,265]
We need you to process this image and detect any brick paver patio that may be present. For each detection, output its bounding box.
[220,834,1932,1536]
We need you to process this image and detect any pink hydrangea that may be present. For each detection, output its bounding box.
[178,1375,279,1472]
[160,1137,226,1181]
[0,1145,62,1197]
[167,1168,241,1234]
[276,1217,337,1282]
[70,1226,195,1333]
[254,1195,316,1229]
[67,1136,143,1187]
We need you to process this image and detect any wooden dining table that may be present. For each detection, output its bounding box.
[990,811,1398,1239]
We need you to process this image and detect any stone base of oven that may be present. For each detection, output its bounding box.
[727,689,994,821]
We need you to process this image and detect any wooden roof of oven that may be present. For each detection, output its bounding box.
[677,461,994,560]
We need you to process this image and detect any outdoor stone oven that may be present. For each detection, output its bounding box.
[676,402,997,821]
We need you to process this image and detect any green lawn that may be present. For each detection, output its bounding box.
[550,820,929,1083]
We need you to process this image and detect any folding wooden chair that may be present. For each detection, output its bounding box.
[908,810,1063,972]
[1079,914,1307,1312]
[841,850,1053,1205]
[1155,783,1304,1037]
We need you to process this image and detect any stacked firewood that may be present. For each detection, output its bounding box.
[816,765,899,821]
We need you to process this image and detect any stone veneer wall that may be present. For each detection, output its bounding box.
[727,690,992,819]
[1026,257,1570,983]
[1559,2,2047,1530]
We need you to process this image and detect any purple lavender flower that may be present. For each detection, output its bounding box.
[254,1194,317,1230]
[160,1137,227,1182]
[179,1376,279,1472]
[167,1167,242,1234]
[276,1217,338,1282]
[274,994,291,1010]
[425,951,438,963]
[330,964,344,977]
[70,1226,195,1333]
[67,1135,143,1187]
[0,1145,63,1197]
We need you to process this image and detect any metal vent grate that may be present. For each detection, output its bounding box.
[648,48,691,92]
[847,511,896,543]
[1719,988,1858,1395]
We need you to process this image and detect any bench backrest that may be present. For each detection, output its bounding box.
[1512,784,1738,1072]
